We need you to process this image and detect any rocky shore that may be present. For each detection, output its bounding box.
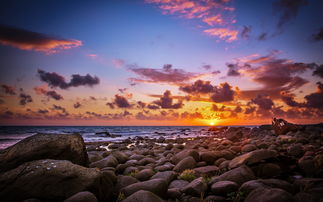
[0,118,322,202]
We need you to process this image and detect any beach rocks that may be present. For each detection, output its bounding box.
[173,156,196,172]
[63,191,98,202]
[171,149,199,164]
[123,190,164,202]
[181,177,207,196]
[200,151,218,164]
[121,178,168,197]
[229,149,277,169]
[245,187,295,202]
[0,133,89,172]
[193,165,219,176]
[0,159,114,201]
[209,165,256,185]
[89,155,118,168]
[211,181,239,196]
[151,171,177,184]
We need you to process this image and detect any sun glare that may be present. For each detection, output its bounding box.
[210,122,215,126]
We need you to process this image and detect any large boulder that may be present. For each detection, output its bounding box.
[229,149,277,169]
[193,166,219,176]
[151,171,177,184]
[63,191,98,202]
[239,179,294,195]
[0,134,89,172]
[272,118,299,136]
[199,151,218,164]
[89,155,118,168]
[181,177,207,197]
[171,149,199,164]
[123,190,164,202]
[121,178,168,197]
[209,165,256,186]
[0,159,114,201]
[211,181,239,196]
[245,187,295,202]
[173,156,196,172]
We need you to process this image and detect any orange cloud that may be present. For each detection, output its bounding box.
[204,28,238,42]
[202,15,224,26]
[0,24,82,54]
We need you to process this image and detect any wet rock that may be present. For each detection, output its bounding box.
[121,178,168,197]
[0,133,89,172]
[135,169,155,181]
[193,165,219,176]
[171,149,199,164]
[165,143,173,150]
[229,149,277,169]
[211,181,239,196]
[181,177,207,197]
[272,118,299,136]
[63,191,98,202]
[123,190,164,202]
[245,187,295,202]
[0,159,113,201]
[209,165,256,185]
[173,156,196,172]
[151,171,177,184]
[89,155,118,168]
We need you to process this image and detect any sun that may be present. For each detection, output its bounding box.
[210,122,215,126]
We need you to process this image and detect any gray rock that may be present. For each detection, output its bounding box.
[211,181,239,196]
[171,149,199,164]
[229,149,277,169]
[167,188,181,199]
[181,177,207,196]
[63,191,98,202]
[0,159,113,201]
[173,156,196,172]
[193,165,219,176]
[0,133,89,172]
[123,190,164,202]
[89,155,118,168]
[209,165,255,185]
[135,168,155,181]
[112,151,129,163]
[121,178,168,197]
[115,175,139,192]
[151,171,177,184]
[245,187,295,202]
[240,179,294,195]
[204,195,226,202]
[169,180,189,189]
[199,151,218,164]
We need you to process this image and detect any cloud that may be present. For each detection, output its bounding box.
[304,82,323,109]
[114,94,132,108]
[312,64,323,78]
[241,25,252,40]
[179,80,236,103]
[280,91,304,107]
[152,90,183,109]
[203,14,225,26]
[128,64,204,85]
[34,86,63,100]
[19,93,33,106]
[204,28,238,42]
[311,27,323,41]
[112,59,125,68]
[37,69,100,89]
[38,109,49,114]
[1,84,16,95]
[202,64,212,70]
[258,32,268,41]
[137,101,146,108]
[51,104,69,116]
[0,24,82,54]
[73,102,81,109]
[273,0,308,29]
[251,94,274,110]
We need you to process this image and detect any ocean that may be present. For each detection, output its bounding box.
[0,126,214,150]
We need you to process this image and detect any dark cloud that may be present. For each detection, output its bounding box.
[73,102,81,109]
[0,24,82,54]
[241,25,252,39]
[38,109,49,114]
[128,64,203,85]
[226,63,241,76]
[118,88,127,93]
[106,102,115,109]
[46,90,63,100]
[147,104,160,110]
[1,84,16,95]
[258,32,268,41]
[312,64,323,78]
[311,27,323,41]
[245,106,256,114]
[19,93,32,106]
[273,0,308,29]
[153,90,183,109]
[137,101,146,108]
[304,82,323,109]
[114,95,132,108]
[51,104,69,116]
[37,69,99,89]
[251,94,274,110]
[210,82,235,103]
[179,80,214,94]
[280,91,304,107]
[0,110,14,119]
[202,64,212,70]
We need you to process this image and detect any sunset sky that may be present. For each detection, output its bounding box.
[0,0,322,126]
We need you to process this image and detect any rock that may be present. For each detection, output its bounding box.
[123,190,164,202]
[245,187,295,202]
[272,118,299,136]
[253,163,281,178]
[112,151,129,163]
[298,156,315,176]
[63,191,98,202]
[115,175,139,192]
[209,165,256,185]
[241,144,257,153]
[0,134,89,172]
[167,188,181,199]
[123,166,139,175]
[165,143,173,150]
[121,178,168,197]
[89,155,118,168]
[287,144,304,157]
[135,169,155,181]
[211,181,239,196]
[181,177,207,196]
[129,154,145,161]
[294,192,317,202]
[229,149,277,169]
[173,156,196,172]
[0,159,113,201]
[155,163,174,171]
[138,157,156,166]
[193,166,219,176]
[151,171,177,184]
[204,195,226,202]
[171,149,199,164]
[240,179,294,195]
[169,180,189,189]
[200,151,218,164]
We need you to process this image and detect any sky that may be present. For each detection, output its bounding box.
[0,0,322,126]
